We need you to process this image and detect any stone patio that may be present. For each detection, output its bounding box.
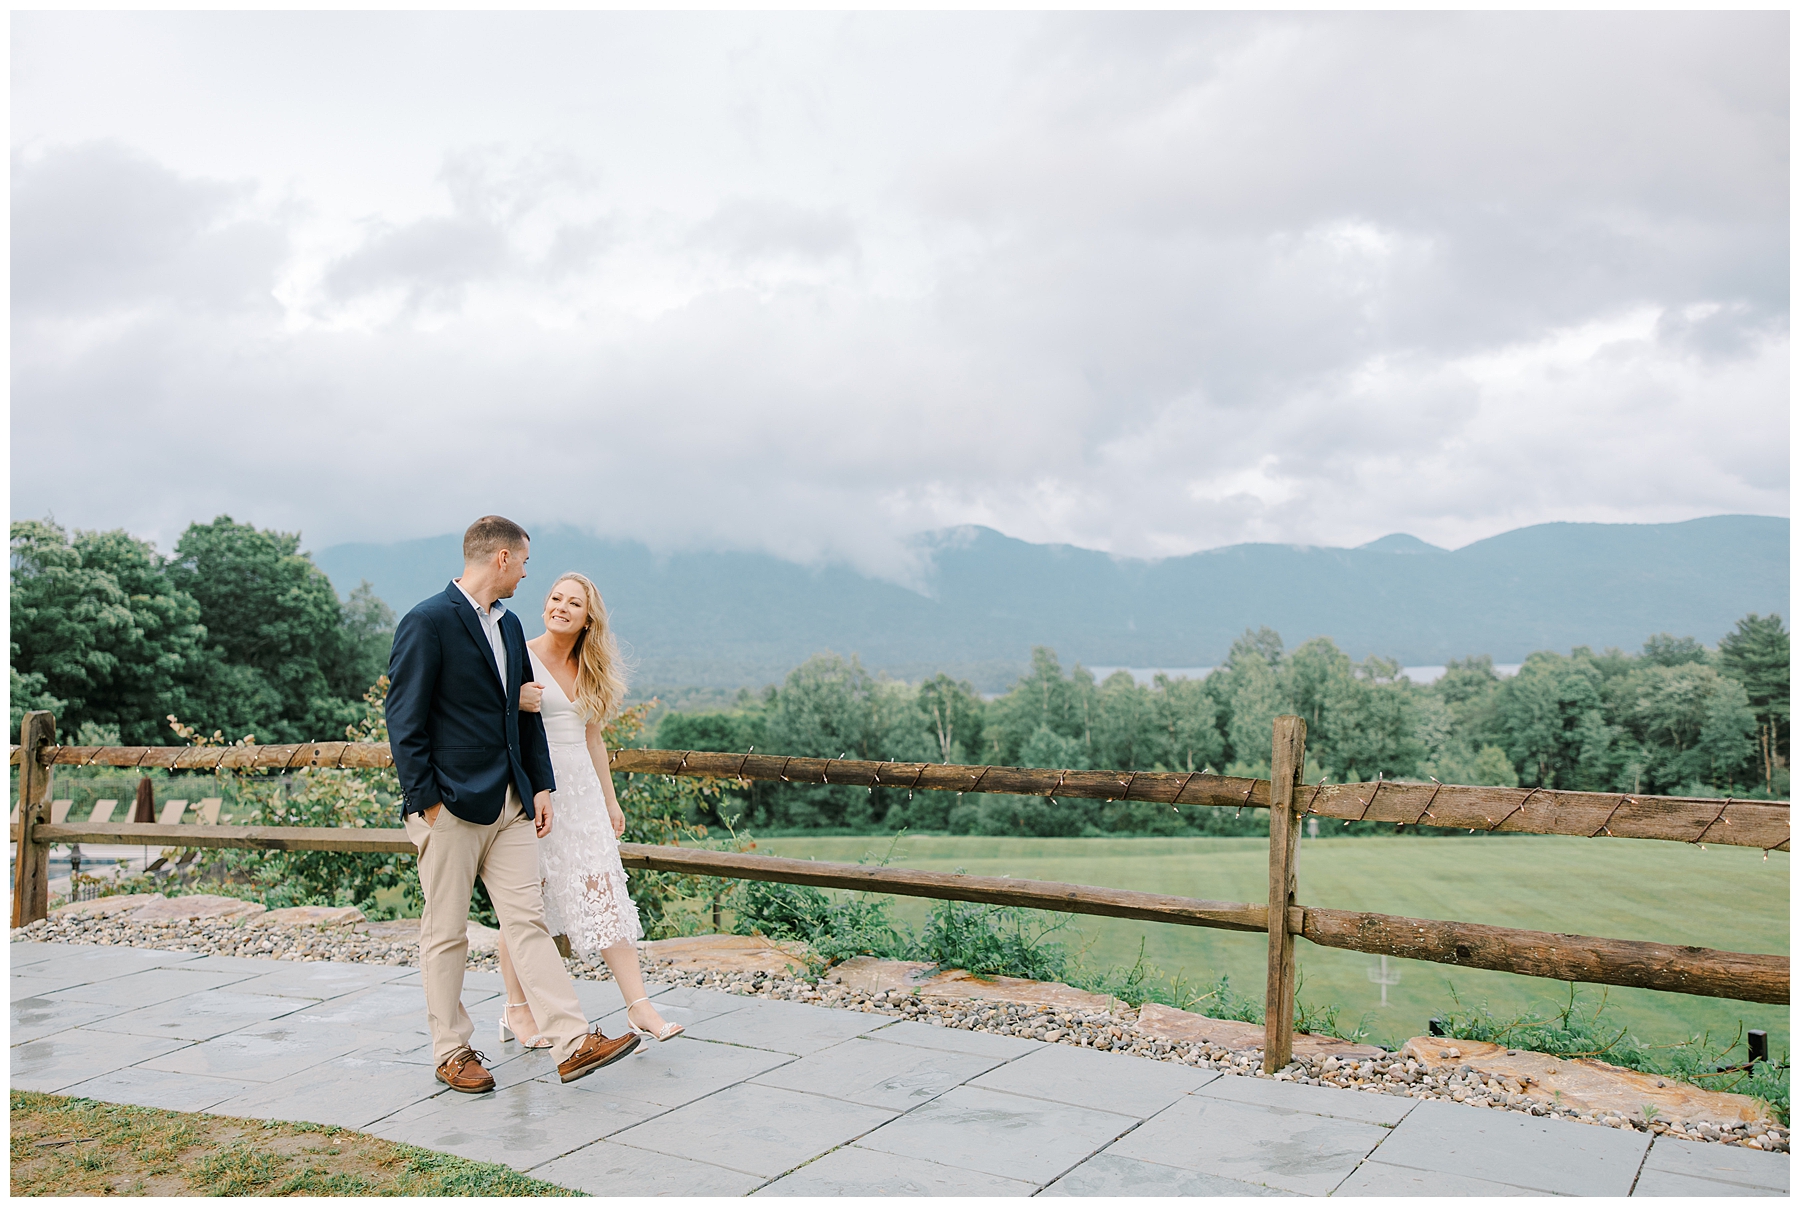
[10,941,1790,1196]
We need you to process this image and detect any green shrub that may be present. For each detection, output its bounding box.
[912,898,1073,982]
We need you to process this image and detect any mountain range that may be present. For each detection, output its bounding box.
[314,515,1789,693]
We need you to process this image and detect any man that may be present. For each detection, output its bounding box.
[386,514,638,1092]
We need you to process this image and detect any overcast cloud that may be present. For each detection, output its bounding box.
[11,11,1788,581]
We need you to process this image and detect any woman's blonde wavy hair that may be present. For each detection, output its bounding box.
[543,573,628,724]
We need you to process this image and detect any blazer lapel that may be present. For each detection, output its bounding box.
[446,583,506,698]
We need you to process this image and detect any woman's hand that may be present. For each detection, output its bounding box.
[608,800,626,839]
[519,681,544,713]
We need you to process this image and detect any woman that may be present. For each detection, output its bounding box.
[496,572,683,1047]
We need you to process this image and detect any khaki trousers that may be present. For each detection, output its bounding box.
[405,788,589,1064]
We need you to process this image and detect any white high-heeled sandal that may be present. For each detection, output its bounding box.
[626,996,684,1041]
[499,1001,553,1049]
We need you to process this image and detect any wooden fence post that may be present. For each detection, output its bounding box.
[1264,714,1307,1072]
[11,711,56,928]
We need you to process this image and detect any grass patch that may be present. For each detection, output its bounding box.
[753,833,1789,1056]
[9,1091,579,1197]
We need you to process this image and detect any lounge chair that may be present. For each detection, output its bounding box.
[157,799,190,825]
[87,799,120,824]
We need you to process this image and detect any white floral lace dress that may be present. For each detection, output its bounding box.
[529,648,643,957]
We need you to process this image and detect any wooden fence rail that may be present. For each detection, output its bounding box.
[13,741,1788,852]
[10,716,1791,1068]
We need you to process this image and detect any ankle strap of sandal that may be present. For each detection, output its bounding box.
[625,996,649,1008]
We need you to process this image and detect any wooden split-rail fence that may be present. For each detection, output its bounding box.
[9,710,1789,1071]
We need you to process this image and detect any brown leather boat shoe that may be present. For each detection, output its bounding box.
[436,1046,496,1094]
[557,1028,640,1083]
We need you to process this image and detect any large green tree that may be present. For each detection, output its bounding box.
[1716,614,1789,794]
[167,517,380,740]
[10,516,393,746]
[10,520,212,743]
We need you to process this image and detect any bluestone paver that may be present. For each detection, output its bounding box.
[224,961,413,1001]
[1333,1159,1535,1196]
[1633,1136,1789,1196]
[134,1024,359,1084]
[967,1042,1216,1118]
[681,994,893,1055]
[752,1033,1006,1111]
[14,943,198,974]
[1108,1093,1388,1195]
[1042,1152,1295,1196]
[370,1076,663,1170]
[609,1081,898,1179]
[12,974,79,1002]
[8,941,63,967]
[284,983,496,1032]
[855,1084,1138,1184]
[108,990,311,1042]
[12,1027,193,1093]
[1631,1169,1786,1197]
[11,995,120,1044]
[209,1052,447,1130]
[13,941,1779,1199]
[532,1138,765,1196]
[57,1066,259,1114]
[40,964,258,1009]
[1370,1097,1651,1196]
[860,1019,1041,1059]
[1198,1073,1416,1125]
[563,1036,795,1109]
[758,1145,1038,1196]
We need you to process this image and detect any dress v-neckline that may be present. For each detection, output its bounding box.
[529,647,579,705]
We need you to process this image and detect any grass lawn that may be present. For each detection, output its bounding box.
[9,1091,578,1197]
[755,832,1790,1057]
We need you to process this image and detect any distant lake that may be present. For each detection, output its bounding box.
[1087,664,1522,686]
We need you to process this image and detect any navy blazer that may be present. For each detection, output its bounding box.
[386,582,556,825]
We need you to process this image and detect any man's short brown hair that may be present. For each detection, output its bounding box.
[463,515,531,563]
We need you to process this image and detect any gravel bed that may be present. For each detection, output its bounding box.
[14,914,1787,1154]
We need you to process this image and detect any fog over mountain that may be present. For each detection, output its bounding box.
[316,514,1788,692]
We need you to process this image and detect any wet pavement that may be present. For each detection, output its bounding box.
[10,941,1790,1196]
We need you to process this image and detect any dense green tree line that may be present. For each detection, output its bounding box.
[658,617,1789,836]
[10,518,393,745]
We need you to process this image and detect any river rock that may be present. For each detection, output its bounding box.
[643,933,811,974]
[1136,1001,1387,1059]
[129,895,266,923]
[1400,1036,1774,1127]
[50,893,164,918]
[248,905,366,928]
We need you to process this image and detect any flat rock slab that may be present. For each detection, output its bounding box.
[130,895,266,922]
[361,920,421,942]
[50,893,164,918]
[1137,1001,1386,1059]
[828,956,1121,1012]
[248,905,366,928]
[1401,1035,1773,1127]
[643,934,810,975]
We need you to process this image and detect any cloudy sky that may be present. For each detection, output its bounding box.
[12,12,1788,581]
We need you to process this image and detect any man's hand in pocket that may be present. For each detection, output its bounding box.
[423,803,443,826]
